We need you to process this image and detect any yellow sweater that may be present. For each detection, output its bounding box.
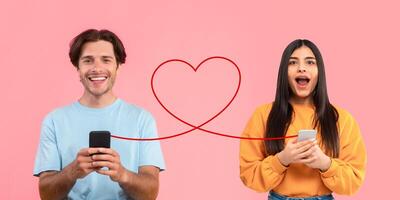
[239,103,366,197]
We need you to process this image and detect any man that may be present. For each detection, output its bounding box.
[33,29,165,200]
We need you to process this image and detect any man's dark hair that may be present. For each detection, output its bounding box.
[69,29,127,68]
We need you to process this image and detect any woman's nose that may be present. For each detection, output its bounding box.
[297,65,306,73]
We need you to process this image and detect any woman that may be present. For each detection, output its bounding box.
[239,39,366,200]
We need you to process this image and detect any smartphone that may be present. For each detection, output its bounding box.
[297,130,317,142]
[89,131,111,148]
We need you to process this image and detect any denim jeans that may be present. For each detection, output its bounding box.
[268,191,334,200]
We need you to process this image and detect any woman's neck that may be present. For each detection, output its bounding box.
[289,95,313,106]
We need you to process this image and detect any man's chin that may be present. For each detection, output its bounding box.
[87,89,110,97]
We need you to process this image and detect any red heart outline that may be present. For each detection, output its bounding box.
[111,56,298,141]
[151,56,241,137]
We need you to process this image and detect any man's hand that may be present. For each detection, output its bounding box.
[68,148,100,180]
[90,148,128,182]
[90,148,160,200]
[38,147,101,200]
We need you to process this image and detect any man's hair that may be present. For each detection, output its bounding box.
[69,29,127,68]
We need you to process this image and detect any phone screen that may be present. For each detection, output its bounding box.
[297,130,317,142]
[89,131,111,148]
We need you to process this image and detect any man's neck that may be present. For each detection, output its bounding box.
[79,92,117,108]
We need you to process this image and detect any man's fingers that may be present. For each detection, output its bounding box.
[80,148,105,156]
[96,169,115,176]
[77,162,96,170]
[98,148,119,156]
[87,148,119,156]
[87,148,105,155]
[77,156,94,163]
[91,154,115,162]
[78,148,92,156]
[92,161,115,169]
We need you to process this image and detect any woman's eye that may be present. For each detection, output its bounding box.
[307,60,316,65]
[289,61,297,65]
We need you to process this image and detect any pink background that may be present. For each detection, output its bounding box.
[1,0,399,199]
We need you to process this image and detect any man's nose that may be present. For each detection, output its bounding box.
[91,59,104,71]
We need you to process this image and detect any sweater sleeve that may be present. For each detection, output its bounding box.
[239,106,287,192]
[320,111,367,195]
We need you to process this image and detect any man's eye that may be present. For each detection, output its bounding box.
[82,59,91,63]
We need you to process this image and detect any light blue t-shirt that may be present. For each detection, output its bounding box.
[33,99,165,200]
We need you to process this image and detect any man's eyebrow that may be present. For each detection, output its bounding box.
[101,55,115,59]
[80,55,93,60]
[80,55,115,60]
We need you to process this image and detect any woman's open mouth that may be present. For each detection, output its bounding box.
[295,76,310,87]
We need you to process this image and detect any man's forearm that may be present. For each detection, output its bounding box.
[119,170,159,200]
[39,163,77,200]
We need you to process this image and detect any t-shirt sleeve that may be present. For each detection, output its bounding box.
[138,111,166,171]
[33,113,61,176]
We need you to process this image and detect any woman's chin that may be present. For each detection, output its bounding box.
[292,91,313,101]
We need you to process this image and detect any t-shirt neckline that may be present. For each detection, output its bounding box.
[74,98,122,114]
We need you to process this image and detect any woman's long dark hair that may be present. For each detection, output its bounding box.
[265,39,339,158]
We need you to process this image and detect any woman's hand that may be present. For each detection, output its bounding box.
[299,144,332,172]
[276,139,316,166]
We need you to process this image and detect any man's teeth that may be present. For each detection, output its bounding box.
[89,77,107,81]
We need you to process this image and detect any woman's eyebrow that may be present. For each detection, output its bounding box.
[305,57,316,60]
[289,57,299,60]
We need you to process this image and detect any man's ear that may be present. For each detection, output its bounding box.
[76,66,82,82]
[116,64,121,74]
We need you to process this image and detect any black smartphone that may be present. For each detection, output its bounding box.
[89,131,111,148]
